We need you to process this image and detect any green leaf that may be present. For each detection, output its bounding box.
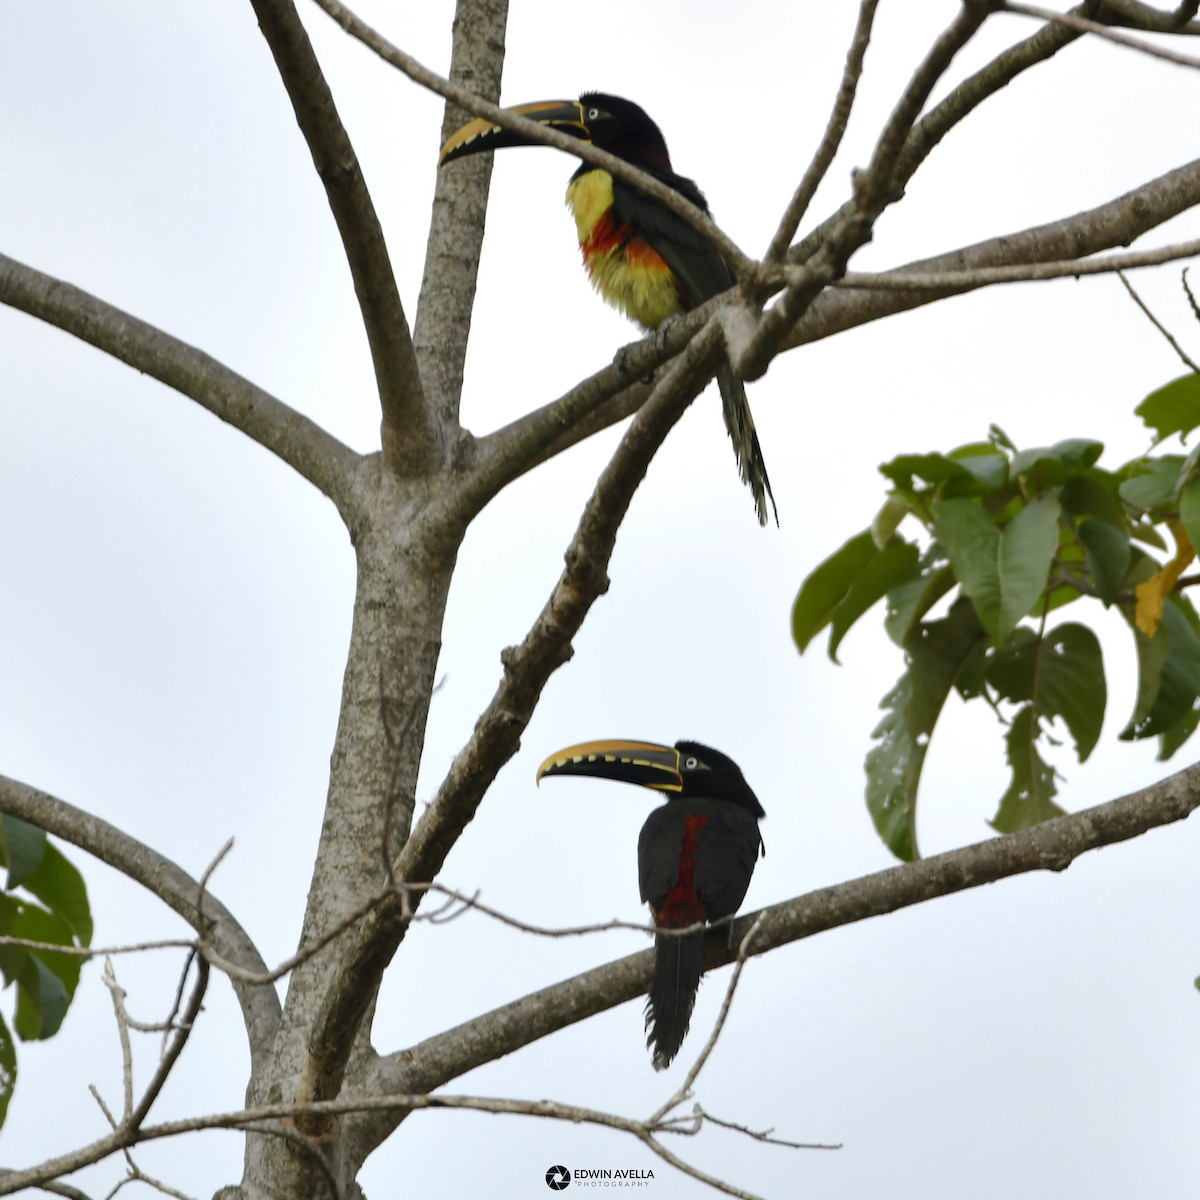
[1136,373,1200,441]
[0,818,46,892]
[1158,704,1200,761]
[1077,519,1130,604]
[1060,472,1127,527]
[934,495,1061,644]
[0,1012,14,1128]
[884,565,955,647]
[984,623,1106,761]
[866,600,986,861]
[792,530,875,653]
[1121,597,1200,739]
[879,452,973,492]
[1009,439,1104,487]
[1179,474,1200,560]
[828,538,921,662]
[14,955,70,1041]
[6,902,81,1041]
[991,705,1066,833]
[871,495,910,548]
[947,446,1009,494]
[1129,520,1168,551]
[1119,455,1187,515]
[20,845,92,947]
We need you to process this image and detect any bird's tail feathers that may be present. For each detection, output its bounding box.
[716,362,778,527]
[645,931,704,1071]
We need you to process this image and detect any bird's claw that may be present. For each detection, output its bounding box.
[654,315,681,363]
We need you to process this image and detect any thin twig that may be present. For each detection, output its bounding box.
[100,960,135,1122]
[823,236,1200,292]
[690,1105,842,1151]
[1117,270,1200,373]
[737,1,995,382]
[128,957,209,1132]
[763,0,881,265]
[1184,266,1200,324]
[0,1088,783,1200]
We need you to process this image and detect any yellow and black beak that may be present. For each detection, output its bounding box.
[439,100,591,167]
[536,739,684,793]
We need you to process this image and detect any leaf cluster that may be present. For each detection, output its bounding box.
[0,814,93,1125]
[793,375,1200,861]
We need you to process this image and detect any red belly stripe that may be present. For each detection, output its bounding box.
[657,813,709,928]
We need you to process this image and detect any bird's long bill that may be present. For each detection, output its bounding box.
[536,739,683,793]
[439,100,588,166]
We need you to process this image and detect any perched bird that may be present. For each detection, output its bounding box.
[440,92,777,526]
[537,738,765,1069]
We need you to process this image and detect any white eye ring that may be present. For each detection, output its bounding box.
[684,756,699,770]
[587,107,601,120]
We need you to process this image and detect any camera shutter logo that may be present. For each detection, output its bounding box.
[545,1164,571,1190]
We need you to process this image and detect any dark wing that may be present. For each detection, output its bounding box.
[693,804,762,920]
[611,169,734,309]
[638,805,685,909]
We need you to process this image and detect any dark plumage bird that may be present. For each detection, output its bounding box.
[440,92,777,526]
[537,738,765,1068]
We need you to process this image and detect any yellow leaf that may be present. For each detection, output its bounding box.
[1135,518,1196,636]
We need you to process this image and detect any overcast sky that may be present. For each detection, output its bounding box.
[2,2,1199,1197]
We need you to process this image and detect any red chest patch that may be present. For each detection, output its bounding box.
[581,210,670,273]
[657,813,709,929]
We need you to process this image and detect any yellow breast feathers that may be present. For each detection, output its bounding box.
[565,170,683,330]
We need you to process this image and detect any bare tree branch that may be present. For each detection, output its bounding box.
[0,252,361,516]
[1006,1,1200,65]
[0,774,279,1068]
[784,155,1200,351]
[412,0,510,434]
[1097,0,1200,30]
[247,0,432,472]
[363,757,1200,1121]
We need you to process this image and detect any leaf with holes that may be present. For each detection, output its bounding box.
[866,600,986,861]
[991,705,1065,832]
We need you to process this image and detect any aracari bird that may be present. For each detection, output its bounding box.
[537,738,765,1069]
[440,92,777,526]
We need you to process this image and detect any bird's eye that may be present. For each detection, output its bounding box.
[587,107,601,121]
[684,756,699,770]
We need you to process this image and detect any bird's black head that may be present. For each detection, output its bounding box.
[537,737,765,819]
[575,92,673,172]
[439,92,674,174]
[673,740,765,818]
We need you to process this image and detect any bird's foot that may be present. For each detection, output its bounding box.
[654,314,683,363]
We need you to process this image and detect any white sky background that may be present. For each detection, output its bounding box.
[1,1,1199,1196]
